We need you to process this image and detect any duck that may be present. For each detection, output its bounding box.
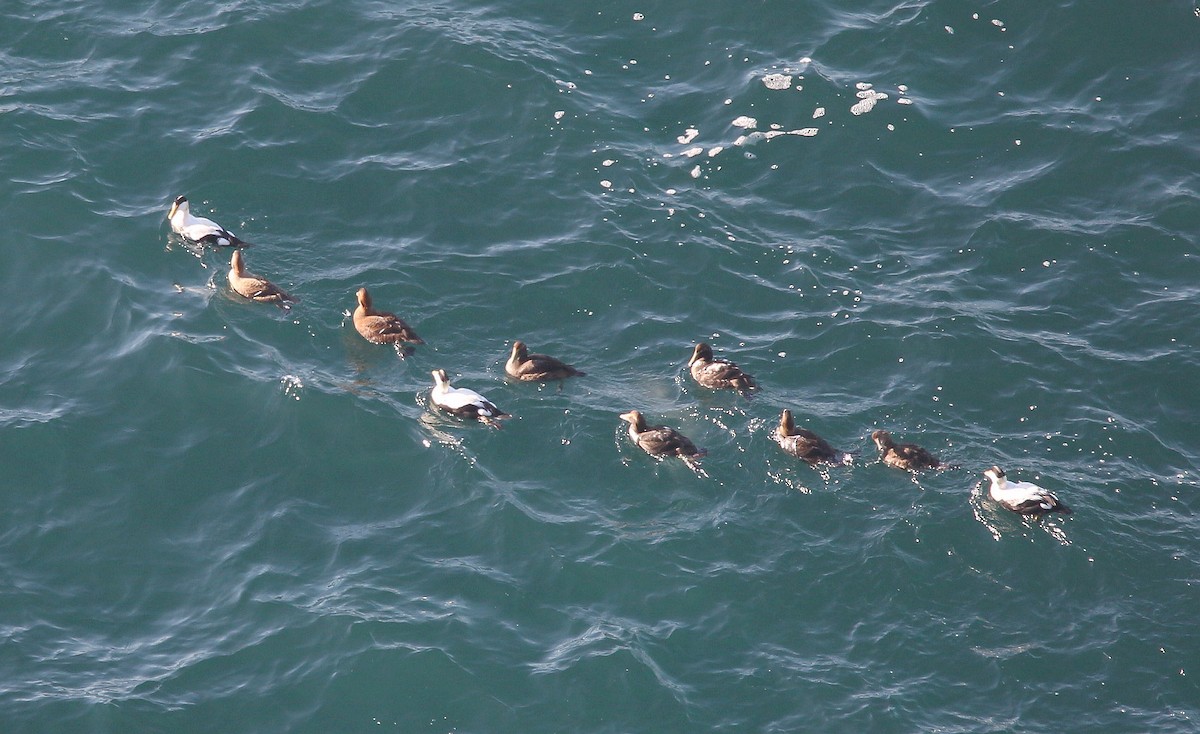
[619,410,706,462]
[228,250,294,306]
[774,409,852,466]
[505,341,585,383]
[353,288,422,345]
[430,369,509,428]
[168,195,249,247]
[688,342,757,394]
[871,429,943,471]
[983,466,1072,515]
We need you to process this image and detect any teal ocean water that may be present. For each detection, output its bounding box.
[3,1,1199,731]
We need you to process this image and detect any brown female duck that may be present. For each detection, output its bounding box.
[775,410,853,466]
[353,288,422,345]
[619,410,706,462]
[228,250,293,307]
[688,343,757,395]
[871,430,944,471]
[505,341,585,383]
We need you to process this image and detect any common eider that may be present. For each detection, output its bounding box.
[871,429,943,471]
[506,341,585,383]
[353,288,422,345]
[688,343,757,394]
[228,250,294,307]
[619,410,706,462]
[430,369,509,428]
[168,195,249,248]
[774,409,852,466]
[984,466,1072,515]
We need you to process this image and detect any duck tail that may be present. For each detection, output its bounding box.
[481,414,508,429]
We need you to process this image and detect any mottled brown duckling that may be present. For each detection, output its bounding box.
[871,430,943,471]
[505,341,585,383]
[353,288,422,345]
[688,343,757,394]
[228,250,293,307]
[619,410,706,462]
[775,410,853,466]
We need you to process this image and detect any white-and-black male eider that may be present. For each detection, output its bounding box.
[430,369,509,428]
[687,343,757,395]
[619,410,706,462]
[505,341,586,383]
[168,195,249,248]
[775,409,853,466]
[871,429,944,471]
[353,288,422,345]
[984,466,1072,515]
[228,250,294,307]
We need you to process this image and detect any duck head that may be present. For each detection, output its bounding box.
[431,369,451,389]
[871,430,894,450]
[689,343,714,366]
[619,410,648,432]
[168,195,188,221]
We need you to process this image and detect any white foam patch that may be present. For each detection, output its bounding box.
[734,131,767,146]
[732,115,758,129]
[850,97,878,115]
[850,90,888,116]
[762,73,793,90]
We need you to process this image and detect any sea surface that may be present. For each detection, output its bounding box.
[2,1,1199,731]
